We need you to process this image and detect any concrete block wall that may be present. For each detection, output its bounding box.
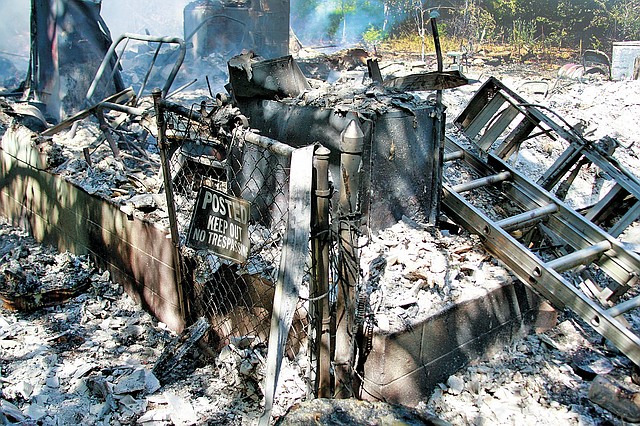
[360,281,554,406]
[0,125,184,331]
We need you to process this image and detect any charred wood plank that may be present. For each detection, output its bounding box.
[40,88,135,136]
[152,317,209,384]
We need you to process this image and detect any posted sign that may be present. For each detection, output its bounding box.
[186,187,251,263]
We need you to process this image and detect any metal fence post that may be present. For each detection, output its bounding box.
[310,145,332,398]
[334,120,364,398]
[153,88,188,323]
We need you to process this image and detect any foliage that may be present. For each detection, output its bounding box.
[511,19,537,55]
[381,33,469,54]
[447,0,497,48]
[363,24,386,46]
[290,0,640,56]
[609,0,640,40]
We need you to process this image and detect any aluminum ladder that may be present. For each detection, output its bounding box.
[442,136,640,365]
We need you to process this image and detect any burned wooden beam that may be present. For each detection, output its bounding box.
[152,317,210,385]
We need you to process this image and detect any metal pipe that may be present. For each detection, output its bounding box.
[137,42,164,103]
[241,130,295,157]
[339,120,365,212]
[607,296,640,318]
[167,79,199,99]
[430,12,443,108]
[87,33,186,104]
[443,150,464,162]
[546,240,612,272]
[451,171,512,193]
[334,120,364,398]
[153,88,187,321]
[159,99,205,124]
[496,203,558,230]
[100,102,147,117]
[310,146,332,398]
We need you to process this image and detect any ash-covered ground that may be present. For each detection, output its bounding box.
[1,50,640,425]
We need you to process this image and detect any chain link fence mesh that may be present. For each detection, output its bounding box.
[155,98,319,401]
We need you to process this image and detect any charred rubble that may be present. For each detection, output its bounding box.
[1,1,640,425]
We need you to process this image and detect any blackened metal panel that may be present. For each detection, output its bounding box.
[184,0,289,61]
[27,0,123,122]
[253,0,290,58]
[228,54,310,99]
[236,99,443,232]
[368,107,441,229]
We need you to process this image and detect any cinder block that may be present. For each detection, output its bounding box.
[0,144,185,332]
[360,281,545,406]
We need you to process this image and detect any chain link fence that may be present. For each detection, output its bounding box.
[152,93,325,402]
[151,92,374,419]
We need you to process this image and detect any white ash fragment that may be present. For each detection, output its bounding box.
[361,219,511,332]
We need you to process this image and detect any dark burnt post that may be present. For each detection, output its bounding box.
[334,120,364,398]
[310,146,332,397]
[153,88,187,322]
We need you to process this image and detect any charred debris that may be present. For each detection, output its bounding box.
[2,1,640,424]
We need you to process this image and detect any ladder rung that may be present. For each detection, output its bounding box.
[477,105,522,152]
[546,240,612,272]
[607,296,640,318]
[443,150,464,162]
[496,203,558,230]
[451,171,511,193]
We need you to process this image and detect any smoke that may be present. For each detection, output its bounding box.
[291,0,388,47]
[0,2,31,82]
[100,0,191,39]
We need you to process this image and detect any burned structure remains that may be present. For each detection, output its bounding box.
[184,0,290,62]
[1,0,640,424]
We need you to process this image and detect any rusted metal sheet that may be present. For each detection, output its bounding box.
[383,70,473,91]
[228,53,310,99]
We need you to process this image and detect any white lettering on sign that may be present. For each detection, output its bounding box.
[187,187,251,263]
[201,191,248,224]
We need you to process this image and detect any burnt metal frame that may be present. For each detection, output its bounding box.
[86,33,186,104]
[455,76,640,237]
[442,136,640,366]
[184,15,248,58]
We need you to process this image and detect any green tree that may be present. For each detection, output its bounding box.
[609,0,640,40]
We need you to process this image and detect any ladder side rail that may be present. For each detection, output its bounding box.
[485,153,640,289]
[442,186,640,366]
[446,136,640,282]
[580,144,640,199]
[608,200,640,238]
